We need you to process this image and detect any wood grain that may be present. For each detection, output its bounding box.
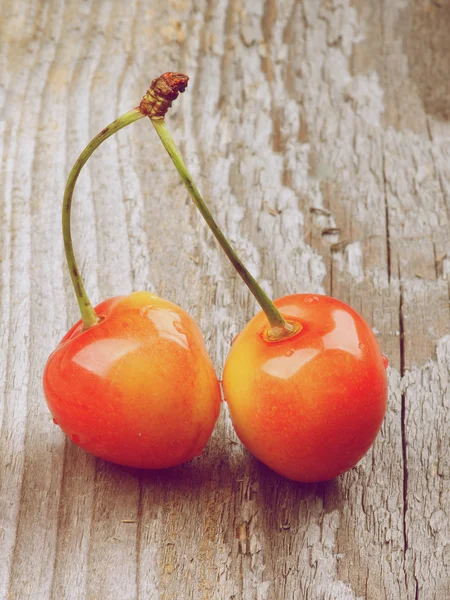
[0,0,449,598]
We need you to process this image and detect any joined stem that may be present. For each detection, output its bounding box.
[63,108,145,328]
[63,72,294,340]
[150,118,291,335]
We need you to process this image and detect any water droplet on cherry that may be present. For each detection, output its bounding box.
[285,349,295,357]
[71,434,80,444]
[52,418,58,425]
[382,354,389,369]
[139,305,153,318]
[358,342,365,350]
[173,321,185,334]
[304,295,319,304]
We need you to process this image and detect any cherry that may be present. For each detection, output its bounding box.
[43,74,220,468]
[222,294,387,482]
[149,75,388,482]
[44,293,220,468]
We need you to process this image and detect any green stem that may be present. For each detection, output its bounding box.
[63,108,145,329]
[150,118,291,335]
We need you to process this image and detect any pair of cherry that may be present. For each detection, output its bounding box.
[43,74,388,483]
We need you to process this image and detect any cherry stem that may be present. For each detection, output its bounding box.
[63,108,145,328]
[150,118,292,336]
[62,71,293,339]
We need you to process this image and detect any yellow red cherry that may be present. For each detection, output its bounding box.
[149,77,389,482]
[44,74,221,469]
[44,292,220,468]
[223,294,388,482]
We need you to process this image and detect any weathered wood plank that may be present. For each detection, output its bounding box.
[0,0,449,599]
[352,3,450,598]
[1,3,63,599]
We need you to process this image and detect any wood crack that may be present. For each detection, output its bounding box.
[382,143,391,282]
[399,275,409,593]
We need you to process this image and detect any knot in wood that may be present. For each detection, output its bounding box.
[140,72,189,119]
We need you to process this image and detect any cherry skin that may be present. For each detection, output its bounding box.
[222,294,388,482]
[44,291,221,468]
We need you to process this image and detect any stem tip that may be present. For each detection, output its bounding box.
[140,73,189,119]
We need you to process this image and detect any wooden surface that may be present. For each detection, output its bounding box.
[1,0,449,598]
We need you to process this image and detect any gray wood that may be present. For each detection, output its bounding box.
[0,0,449,598]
